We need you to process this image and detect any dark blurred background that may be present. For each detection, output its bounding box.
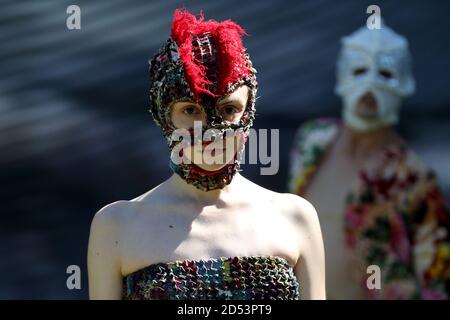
[1,0,449,299]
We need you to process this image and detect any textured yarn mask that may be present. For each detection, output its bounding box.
[148,9,258,191]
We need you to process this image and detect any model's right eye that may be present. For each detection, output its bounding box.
[353,67,368,76]
[182,105,201,115]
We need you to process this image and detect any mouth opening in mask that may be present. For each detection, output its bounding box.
[342,86,403,133]
[355,91,379,119]
[172,125,246,169]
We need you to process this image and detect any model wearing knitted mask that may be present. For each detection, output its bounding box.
[88,8,326,300]
[148,10,258,191]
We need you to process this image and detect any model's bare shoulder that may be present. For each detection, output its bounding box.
[287,193,317,218]
[238,174,318,222]
[88,202,127,256]
[276,193,320,229]
[282,193,324,262]
[92,200,130,225]
[91,179,173,232]
[88,200,131,299]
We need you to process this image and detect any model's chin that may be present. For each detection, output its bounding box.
[194,152,236,171]
[195,163,228,172]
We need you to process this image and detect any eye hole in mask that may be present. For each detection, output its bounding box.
[182,104,202,115]
[217,104,245,123]
[379,69,394,80]
[175,102,244,127]
[353,67,368,76]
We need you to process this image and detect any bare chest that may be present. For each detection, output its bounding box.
[120,202,300,275]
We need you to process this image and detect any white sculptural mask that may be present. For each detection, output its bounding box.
[335,22,416,132]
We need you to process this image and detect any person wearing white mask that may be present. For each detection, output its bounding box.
[288,21,450,299]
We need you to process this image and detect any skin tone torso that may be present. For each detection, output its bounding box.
[303,124,403,299]
[88,173,326,300]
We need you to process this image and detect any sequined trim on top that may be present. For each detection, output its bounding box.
[122,256,300,300]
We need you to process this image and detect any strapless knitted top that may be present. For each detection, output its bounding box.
[122,255,300,300]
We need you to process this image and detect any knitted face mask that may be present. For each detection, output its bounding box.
[335,22,415,132]
[149,9,258,191]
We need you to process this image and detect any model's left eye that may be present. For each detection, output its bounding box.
[221,105,239,116]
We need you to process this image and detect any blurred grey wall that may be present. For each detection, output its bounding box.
[1,0,450,298]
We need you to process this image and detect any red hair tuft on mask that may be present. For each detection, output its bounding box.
[171,8,252,99]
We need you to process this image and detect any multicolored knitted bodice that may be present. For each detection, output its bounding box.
[122,256,300,300]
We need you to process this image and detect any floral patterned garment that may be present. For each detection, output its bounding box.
[122,256,300,300]
[288,118,450,299]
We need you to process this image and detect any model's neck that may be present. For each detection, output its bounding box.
[340,125,402,158]
[169,171,240,205]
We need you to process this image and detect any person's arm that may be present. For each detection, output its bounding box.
[87,202,124,299]
[292,196,326,300]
